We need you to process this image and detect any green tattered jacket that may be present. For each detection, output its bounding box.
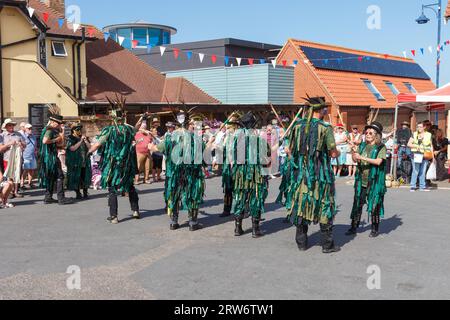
[38,127,59,190]
[66,135,92,191]
[351,142,387,219]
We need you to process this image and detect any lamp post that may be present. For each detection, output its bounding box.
[416,0,442,124]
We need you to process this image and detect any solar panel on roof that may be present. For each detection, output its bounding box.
[300,46,430,80]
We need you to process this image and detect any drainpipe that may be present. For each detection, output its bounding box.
[0,6,4,124]
[76,27,86,100]
[72,40,78,96]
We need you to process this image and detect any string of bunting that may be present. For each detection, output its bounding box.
[26,4,449,68]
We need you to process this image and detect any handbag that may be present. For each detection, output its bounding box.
[423,151,433,161]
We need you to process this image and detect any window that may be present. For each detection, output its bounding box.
[51,41,67,57]
[149,28,162,47]
[384,81,399,95]
[117,28,132,49]
[362,79,385,101]
[163,31,171,45]
[133,28,147,47]
[404,82,417,93]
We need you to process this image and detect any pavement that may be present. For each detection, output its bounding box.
[0,176,449,300]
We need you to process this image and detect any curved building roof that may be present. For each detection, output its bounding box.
[103,22,177,35]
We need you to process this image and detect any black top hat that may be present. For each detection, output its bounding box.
[49,114,64,124]
[401,121,410,127]
[166,121,175,128]
[365,121,383,135]
[239,112,258,129]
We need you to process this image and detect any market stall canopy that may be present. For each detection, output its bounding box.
[397,83,450,111]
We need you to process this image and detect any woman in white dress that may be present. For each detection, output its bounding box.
[347,126,362,178]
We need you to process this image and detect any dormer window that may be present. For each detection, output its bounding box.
[51,41,67,57]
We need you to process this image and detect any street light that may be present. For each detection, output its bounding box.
[416,0,442,124]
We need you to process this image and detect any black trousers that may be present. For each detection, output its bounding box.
[223,187,233,214]
[44,158,65,201]
[108,186,139,217]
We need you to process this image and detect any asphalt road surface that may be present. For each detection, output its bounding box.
[0,177,449,300]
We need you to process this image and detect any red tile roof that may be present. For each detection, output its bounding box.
[9,0,91,39]
[283,39,436,108]
[86,35,219,105]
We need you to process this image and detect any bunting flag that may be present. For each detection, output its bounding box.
[211,55,217,64]
[260,59,266,64]
[118,36,125,46]
[160,46,166,56]
[303,59,309,64]
[411,50,416,56]
[199,53,205,63]
[429,46,433,53]
[224,56,229,66]
[384,54,389,59]
[271,60,277,68]
[236,57,242,66]
[72,23,80,33]
[27,7,35,18]
[358,56,363,62]
[132,40,139,49]
[173,48,180,59]
[324,59,329,65]
[420,48,424,55]
[147,44,153,53]
[186,51,193,60]
[366,56,371,61]
[58,18,64,29]
[43,12,49,23]
[248,58,254,66]
[282,60,287,68]
[87,27,95,38]
[402,51,407,58]
[292,60,298,66]
[104,32,110,42]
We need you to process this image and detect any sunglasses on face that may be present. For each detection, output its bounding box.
[366,132,375,136]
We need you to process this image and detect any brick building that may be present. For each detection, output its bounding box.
[276,39,438,132]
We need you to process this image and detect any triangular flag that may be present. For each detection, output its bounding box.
[402,51,407,58]
[160,46,166,56]
[87,27,95,38]
[186,51,193,60]
[303,59,309,64]
[58,18,64,29]
[72,23,80,33]
[211,55,217,64]
[248,58,254,66]
[358,56,363,62]
[366,56,371,61]
[199,53,205,63]
[43,12,50,23]
[104,32,110,42]
[27,7,35,18]
[260,59,266,64]
[173,48,180,59]
[429,46,433,53]
[271,60,277,68]
[437,59,441,65]
[384,54,389,59]
[282,60,287,68]
[411,50,416,56]
[441,45,444,51]
[236,58,242,66]
[437,45,440,52]
[118,36,125,46]
[224,56,229,66]
[132,40,139,49]
[420,48,424,55]
[147,44,153,53]
[324,59,329,65]
[293,60,298,66]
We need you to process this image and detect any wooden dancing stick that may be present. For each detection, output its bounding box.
[281,107,303,140]
[269,103,286,130]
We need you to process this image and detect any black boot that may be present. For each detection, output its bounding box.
[370,215,380,238]
[234,217,244,236]
[252,217,264,238]
[57,179,73,205]
[345,212,362,236]
[75,191,83,200]
[189,209,203,231]
[83,189,89,199]
[296,224,309,251]
[170,208,180,230]
[321,224,341,254]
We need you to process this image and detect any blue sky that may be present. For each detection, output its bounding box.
[66,0,450,86]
